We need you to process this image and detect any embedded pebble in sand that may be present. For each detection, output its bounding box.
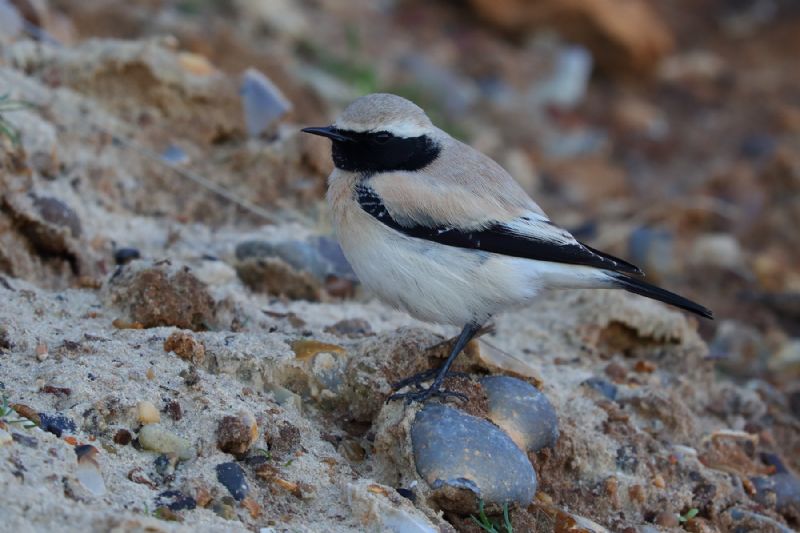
[136,400,160,425]
[216,410,259,458]
[38,412,76,437]
[216,461,249,501]
[480,375,559,452]
[411,403,537,513]
[75,445,106,497]
[138,424,194,460]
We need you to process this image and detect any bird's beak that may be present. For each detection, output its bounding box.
[301,126,354,142]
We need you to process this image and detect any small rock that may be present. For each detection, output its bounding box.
[136,401,160,425]
[212,497,238,520]
[216,461,249,501]
[164,400,182,421]
[411,403,537,513]
[38,412,76,437]
[32,195,82,238]
[10,404,40,426]
[234,237,355,296]
[75,444,106,497]
[240,68,292,138]
[653,511,680,527]
[0,428,12,446]
[160,144,190,165]
[163,331,205,364]
[113,247,141,266]
[11,432,37,448]
[582,377,618,401]
[154,453,179,484]
[113,429,132,445]
[35,342,48,362]
[480,375,559,452]
[156,490,197,511]
[105,260,216,331]
[217,411,259,457]
[726,508,795,533]
[346,480,441,532]
[751,471,800,520]
[324,318,373,338]
[138,424,193,460]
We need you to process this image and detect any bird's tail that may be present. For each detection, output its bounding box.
[611,274,713,319]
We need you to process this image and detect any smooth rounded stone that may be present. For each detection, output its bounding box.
[312,236,356,279]
[751,472,800,519]
[160,144,190,165]
[138,424,194,460]
[240,68,292,138]
[235,237,355,281]
[136,400,160,425]
[32,195,82,238]
[480,376,559,452]
[727,508,795,533]
[216,461,249,501]
[411,404,537,513]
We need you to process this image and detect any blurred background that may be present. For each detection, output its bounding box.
[2,0,800,397]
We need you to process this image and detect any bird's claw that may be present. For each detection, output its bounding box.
[387,387,467,405]
[390,368,468,391]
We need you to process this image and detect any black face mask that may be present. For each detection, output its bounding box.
[329,129,441,173]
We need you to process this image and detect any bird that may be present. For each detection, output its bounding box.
[302,93,712,403]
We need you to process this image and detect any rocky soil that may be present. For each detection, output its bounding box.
[1,1,799,532]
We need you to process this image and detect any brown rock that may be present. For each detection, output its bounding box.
[105,260,216,331]
[164,331,206,364]
[216,411,258,457]
[654,511,679,527]
[113,429,132,445]
[235,257,321,301]
[467,0,673,75]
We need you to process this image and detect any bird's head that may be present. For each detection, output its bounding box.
[302,93,441,173]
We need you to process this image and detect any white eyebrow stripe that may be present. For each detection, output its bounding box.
[334,119,431,139]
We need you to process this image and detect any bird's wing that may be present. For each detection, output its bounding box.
[362,168,643,276]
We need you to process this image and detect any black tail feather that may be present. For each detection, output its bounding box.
[613,275,713,319]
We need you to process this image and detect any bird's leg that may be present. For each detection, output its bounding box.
[388,321,483,404]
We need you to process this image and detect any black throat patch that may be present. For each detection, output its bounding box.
[331,130,440,173]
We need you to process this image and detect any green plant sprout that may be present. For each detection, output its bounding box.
[0,394,37,429]
[470,500,513,533]
[0,94,31,146]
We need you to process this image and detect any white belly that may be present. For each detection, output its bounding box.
[336,215,541,325]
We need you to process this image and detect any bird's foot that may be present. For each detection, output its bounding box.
[390,368,468,391]
[387,385,467,405]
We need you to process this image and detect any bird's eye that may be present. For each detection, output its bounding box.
[373,132,392,144]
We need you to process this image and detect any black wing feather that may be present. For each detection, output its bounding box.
[356,185,643,275]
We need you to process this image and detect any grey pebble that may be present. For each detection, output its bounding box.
[216,461,249,501]
[481,375,559,452]
[411,403,537,513]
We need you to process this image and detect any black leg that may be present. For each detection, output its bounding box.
[388,321,483,404]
